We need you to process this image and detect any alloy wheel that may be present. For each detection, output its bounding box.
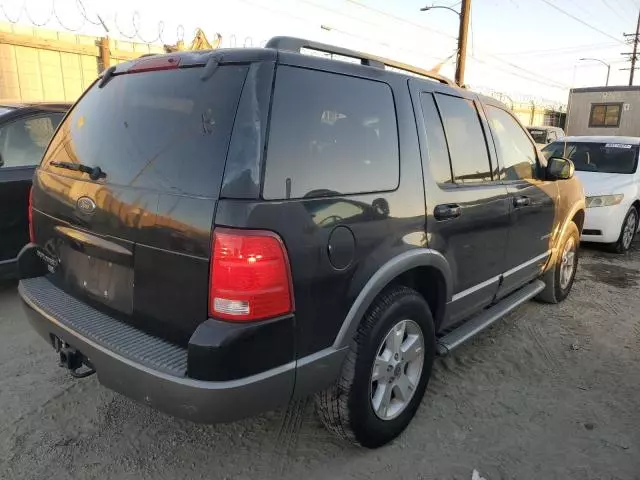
[370,319,425,421]
[559,236,577,290]
[622,210,637,251]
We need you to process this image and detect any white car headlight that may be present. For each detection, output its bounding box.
[586,194,624,208]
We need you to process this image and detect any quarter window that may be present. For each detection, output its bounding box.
[0,113,64,168]
[589,103,622,128]
[486,105,538,181]
[434,94,492,183]
[263,66,399,199]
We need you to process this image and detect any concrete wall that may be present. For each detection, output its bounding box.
[512,104,546,127]
[0,22,163,103]
[566,86,640,137]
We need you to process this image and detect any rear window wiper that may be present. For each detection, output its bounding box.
[50,161,106,181]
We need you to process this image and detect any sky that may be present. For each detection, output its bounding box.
[1,0,639,104]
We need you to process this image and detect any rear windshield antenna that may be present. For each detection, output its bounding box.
[98,66,116,89]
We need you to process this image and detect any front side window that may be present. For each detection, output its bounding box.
[435,94,492,183]
[263,66,399,199]
[0,113,64,168]
[589,103,622,128]
[543,141,639,174]
[486,105,538,181]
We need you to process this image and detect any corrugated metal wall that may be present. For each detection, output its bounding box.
[0,22,163,102]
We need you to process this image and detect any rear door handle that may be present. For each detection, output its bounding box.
[513,196,531,208]
[434,204,461,220]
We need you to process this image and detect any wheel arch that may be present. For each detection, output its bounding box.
[571,209,585,233]
[332,249,452,349]
[631,199,640,221]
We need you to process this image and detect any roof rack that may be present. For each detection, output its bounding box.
[265,36,455,87]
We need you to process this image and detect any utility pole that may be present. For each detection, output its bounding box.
[456,0,471,86]
[420,0,472,87]
[622,9,640,85]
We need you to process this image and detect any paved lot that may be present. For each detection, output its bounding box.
[1,244,639,480]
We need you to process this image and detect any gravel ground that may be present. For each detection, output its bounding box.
[1,244,639,480]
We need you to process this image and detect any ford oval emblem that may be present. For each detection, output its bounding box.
[77,196,96,214]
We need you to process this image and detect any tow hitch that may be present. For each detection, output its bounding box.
[53,336,96,379]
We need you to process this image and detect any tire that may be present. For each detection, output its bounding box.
[315,286,436,448]
[610,206,638,254]
[536,221,579,304]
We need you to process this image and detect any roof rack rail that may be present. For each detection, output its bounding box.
[265,36,455,87]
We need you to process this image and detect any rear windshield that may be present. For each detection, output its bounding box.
[527,129,548,144]
[42,65,248,197]
[543,141,639,174]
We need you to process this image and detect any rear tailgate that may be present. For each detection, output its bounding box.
[31,59,248,343]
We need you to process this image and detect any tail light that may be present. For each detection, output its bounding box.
[28,187,35,243]
[209,229,293,322]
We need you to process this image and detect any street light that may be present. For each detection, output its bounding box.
[420,5,461,16]
[421,2,471,87]
[579,57,611,86]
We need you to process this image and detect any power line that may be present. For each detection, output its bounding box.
[601,0,632,24]
[300,0,455,49]
[344,0,456,40]
[341,0,571,90]
[494,42,619,57]
[537,0,626,44]
[480,53,571,89]
[612,0,640,18]
[470,55,570,90]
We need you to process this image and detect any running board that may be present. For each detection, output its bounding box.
[437,280,545,355]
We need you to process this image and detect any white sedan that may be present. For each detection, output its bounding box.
[543,136,640,253]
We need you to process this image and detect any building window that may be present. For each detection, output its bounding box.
[589,103,622,128]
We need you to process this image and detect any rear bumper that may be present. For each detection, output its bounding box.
[19,276,348,423]
[19,277,296,423]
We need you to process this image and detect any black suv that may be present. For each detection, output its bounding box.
[18,37,585,448]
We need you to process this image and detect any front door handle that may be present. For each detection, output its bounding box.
[434,204,461,220]
[513,196,531,208]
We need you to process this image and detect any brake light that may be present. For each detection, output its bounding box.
[128,55,181,73]
[209,229,293,322]
[28,187,35,243]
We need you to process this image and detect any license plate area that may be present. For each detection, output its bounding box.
[60,246,134,314]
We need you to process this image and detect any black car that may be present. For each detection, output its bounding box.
[17,38,585,448]
[0,102,70,279]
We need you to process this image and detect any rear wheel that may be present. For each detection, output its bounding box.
[315,286,435,448]
[536,221,579,304]
[611,206,638,254]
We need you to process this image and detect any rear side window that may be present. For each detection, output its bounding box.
[263,66,399,200]
[435,94,492,183]
[43,65,248,197]
[419,93,453,184]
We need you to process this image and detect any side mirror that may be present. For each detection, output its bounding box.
[547,157,574,180]
[0,152,4,167]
